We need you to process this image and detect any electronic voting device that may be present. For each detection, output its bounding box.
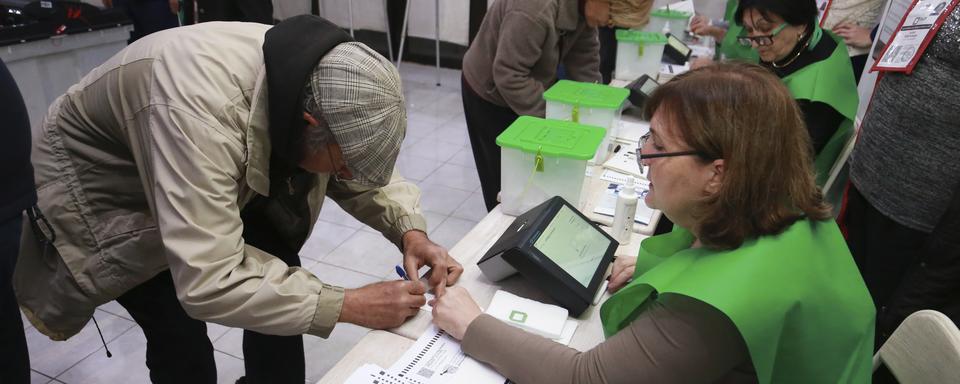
[626,74,660,109]
[624,74,660,119]
[662,33,693,65]
[477,196,617,316]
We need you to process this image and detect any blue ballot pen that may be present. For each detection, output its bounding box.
[395,265,409,280]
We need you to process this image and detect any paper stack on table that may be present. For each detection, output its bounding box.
[343,364,419,384]
[343,325,507,384]
[616,119,650,144]
[659,62,690,83]
[601,148,643,177]
[390,325,507,384]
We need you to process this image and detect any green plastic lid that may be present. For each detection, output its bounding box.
[496,116,605,160]
[542,80,629,110]
[615,29,668,44]
[651,9,693,19]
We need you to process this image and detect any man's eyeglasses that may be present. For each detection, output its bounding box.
[634,132,705,168]
[326,143,355,182]
[736,22,787,47]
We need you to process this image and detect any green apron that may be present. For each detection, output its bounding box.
[781,30,859,187]
[600,220,875,383]
[717,1,759,62]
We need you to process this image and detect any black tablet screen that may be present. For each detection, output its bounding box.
[532,205,611,287]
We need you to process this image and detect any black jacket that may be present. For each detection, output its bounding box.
[0,58,36,220]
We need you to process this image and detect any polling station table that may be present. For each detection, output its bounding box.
[317,143,663,382]
[316,201,650,384]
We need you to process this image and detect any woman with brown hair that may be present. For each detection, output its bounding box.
[432,63,875,383]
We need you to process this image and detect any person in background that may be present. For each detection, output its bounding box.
[462,0,651,212]
[843,7,960,348]
[0,58,34,384]
[690,0,760,63]
[15,16,461,384]
[432,63,875,383]
[735,0,858,186]
[820,0,884,83]
[597,0,654,83]
[181,0,274,24]
[102,0,180,44]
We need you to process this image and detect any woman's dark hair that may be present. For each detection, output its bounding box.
[735,0,818,27]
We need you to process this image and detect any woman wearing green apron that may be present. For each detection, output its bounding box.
[735,0,858,186]
[430,63,875,383]
[690,0,760,62]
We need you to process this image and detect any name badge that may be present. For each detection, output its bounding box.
[873,0,959,73]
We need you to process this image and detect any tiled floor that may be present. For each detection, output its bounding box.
[22,63,484,384]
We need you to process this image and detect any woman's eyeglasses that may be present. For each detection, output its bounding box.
[736,22,787,47]
[635,132,705,168]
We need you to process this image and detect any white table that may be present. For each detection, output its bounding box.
[317,202,649,384]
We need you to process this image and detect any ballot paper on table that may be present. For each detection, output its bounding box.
[593,181,655,225]
[616,119,650,144]
[659,63,691,82]
[388,325,507,384]
[602,148,643,177]
[343,363,420,384]
[600,169,642,185]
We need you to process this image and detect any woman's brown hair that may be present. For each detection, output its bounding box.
[643,62,831,250]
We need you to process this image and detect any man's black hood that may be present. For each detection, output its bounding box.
[262,15,352,171]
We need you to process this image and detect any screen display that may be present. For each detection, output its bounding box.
[533,205,612,287]
[668,35,691,56]
[640,78,658,95]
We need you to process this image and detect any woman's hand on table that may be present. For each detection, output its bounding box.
[431,286,483,340]
[607,255,637,293]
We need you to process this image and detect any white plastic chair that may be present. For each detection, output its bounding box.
[823,116,860,216]
[873,310,960,383]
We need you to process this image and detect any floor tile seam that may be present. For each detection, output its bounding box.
[448,195,483,222]
[309,261,385,282]
[48,321,138,380]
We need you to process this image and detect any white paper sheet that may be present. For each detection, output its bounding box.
[602,149,643,177]
[343,364,421,384]
[388,325,507,384]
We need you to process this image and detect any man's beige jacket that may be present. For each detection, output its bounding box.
[15,22,427,341]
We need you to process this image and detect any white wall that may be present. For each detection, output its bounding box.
[311,0,469,46]
[274,0,311,19]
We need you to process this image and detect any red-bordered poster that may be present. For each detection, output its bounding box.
[818,0,835,27]
[872,0,959,73]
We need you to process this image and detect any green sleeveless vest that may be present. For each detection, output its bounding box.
[717,1,759,62]
[600,219,875,383]
[781,30,859,186]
